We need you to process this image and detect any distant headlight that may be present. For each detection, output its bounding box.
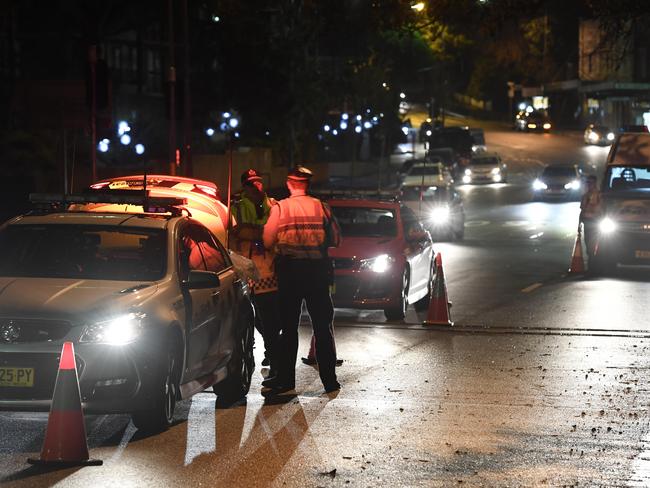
[564,180,581,190]
[543,123,552,130]
[588,132,599,142]
[533,179,548,190]
[80,312,147,345]
[607,132,615,141]
[491,167,500,175]
[599,217,617,234]
[360,254,395,273]
[430,206,450,223]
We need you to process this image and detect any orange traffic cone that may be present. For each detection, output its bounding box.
[301,333,344,366]
[423,253,453,326]
[28,342,102,467]
[568,227,585,274]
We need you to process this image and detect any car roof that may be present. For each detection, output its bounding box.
[7,211,175,229]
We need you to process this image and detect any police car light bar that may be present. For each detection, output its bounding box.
[29,192,187,215]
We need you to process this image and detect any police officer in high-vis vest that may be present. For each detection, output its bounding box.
[262,165,341,394]
[230,169,280,373]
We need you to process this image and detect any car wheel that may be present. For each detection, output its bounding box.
[213,312,254,407]
[131,342,179,433]
[384,271,409,321]
[414,267,434,312]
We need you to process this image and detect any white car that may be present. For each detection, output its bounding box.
[402,160,453,187]
[0,193,255,432]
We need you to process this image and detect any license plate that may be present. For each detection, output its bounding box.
[0,367,35,387]
[635,250,650,259]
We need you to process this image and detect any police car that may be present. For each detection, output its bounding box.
[592,133,650,273]
[0,193,255,431]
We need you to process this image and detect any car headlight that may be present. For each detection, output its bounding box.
[607,132,615,141]
[589,132,599,142]
[430,206,450,223]
[543,123,552,130]
[360,254,395,273]
[564,180,581,190]
[462,175,471,184]
[533,179,548,190]
[528,123,537,129]
[491,167,500,175]
[464,168,472,176]
[599,217,617,234]
[80,312,147,345]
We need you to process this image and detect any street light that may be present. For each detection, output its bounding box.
[411,2,425,11]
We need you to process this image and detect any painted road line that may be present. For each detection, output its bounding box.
[521,283,543,293]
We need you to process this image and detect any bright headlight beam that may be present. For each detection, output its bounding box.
[533,179,547,190]
[430,206,450,223]
[599,217,617,234]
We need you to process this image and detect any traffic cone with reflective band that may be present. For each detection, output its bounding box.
[28,342,102,467]
[423,253,453,326]
[568,227,585,274]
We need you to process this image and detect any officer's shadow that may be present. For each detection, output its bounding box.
[185,392,330,485]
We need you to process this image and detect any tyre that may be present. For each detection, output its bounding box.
[131,340,180,433]
[213,312,254,407]
[384,271,409,321]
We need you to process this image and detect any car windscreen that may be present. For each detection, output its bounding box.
[330,207,397,237]
[470,158,498,166]
[409,165,441,176]
[604,166,650,193]
[542,166,576,177]
[0,224,167,281]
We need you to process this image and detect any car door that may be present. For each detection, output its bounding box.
[178,223,223,379]
[400,206,432,297]
[199,228,237,371]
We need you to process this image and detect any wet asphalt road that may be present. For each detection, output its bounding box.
[3,129,650,487]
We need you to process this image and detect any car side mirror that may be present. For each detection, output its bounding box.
[184,270,220,289]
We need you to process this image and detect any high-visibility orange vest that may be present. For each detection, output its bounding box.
[276,195,329,259]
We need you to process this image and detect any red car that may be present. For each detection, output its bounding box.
[327,196,435,320]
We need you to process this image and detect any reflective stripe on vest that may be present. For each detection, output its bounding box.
[276,195,327,259]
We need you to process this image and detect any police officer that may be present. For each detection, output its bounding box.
[580,174,603,267]
[262,165,341,394]
[230,169,280,372]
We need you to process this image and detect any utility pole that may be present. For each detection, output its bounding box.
[167,0,177,176]
[89,45,97,182]
[181,0,192,176]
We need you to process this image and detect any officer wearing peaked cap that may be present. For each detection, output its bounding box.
[230,168,280,373]
[262,165,341,394]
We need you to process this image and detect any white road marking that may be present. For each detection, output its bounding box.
[521,283,543,293]
[184,394,216,465]
[529,232,544,239]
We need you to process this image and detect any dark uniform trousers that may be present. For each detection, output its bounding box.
[253,290,281,370]
[275,256,337,387]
